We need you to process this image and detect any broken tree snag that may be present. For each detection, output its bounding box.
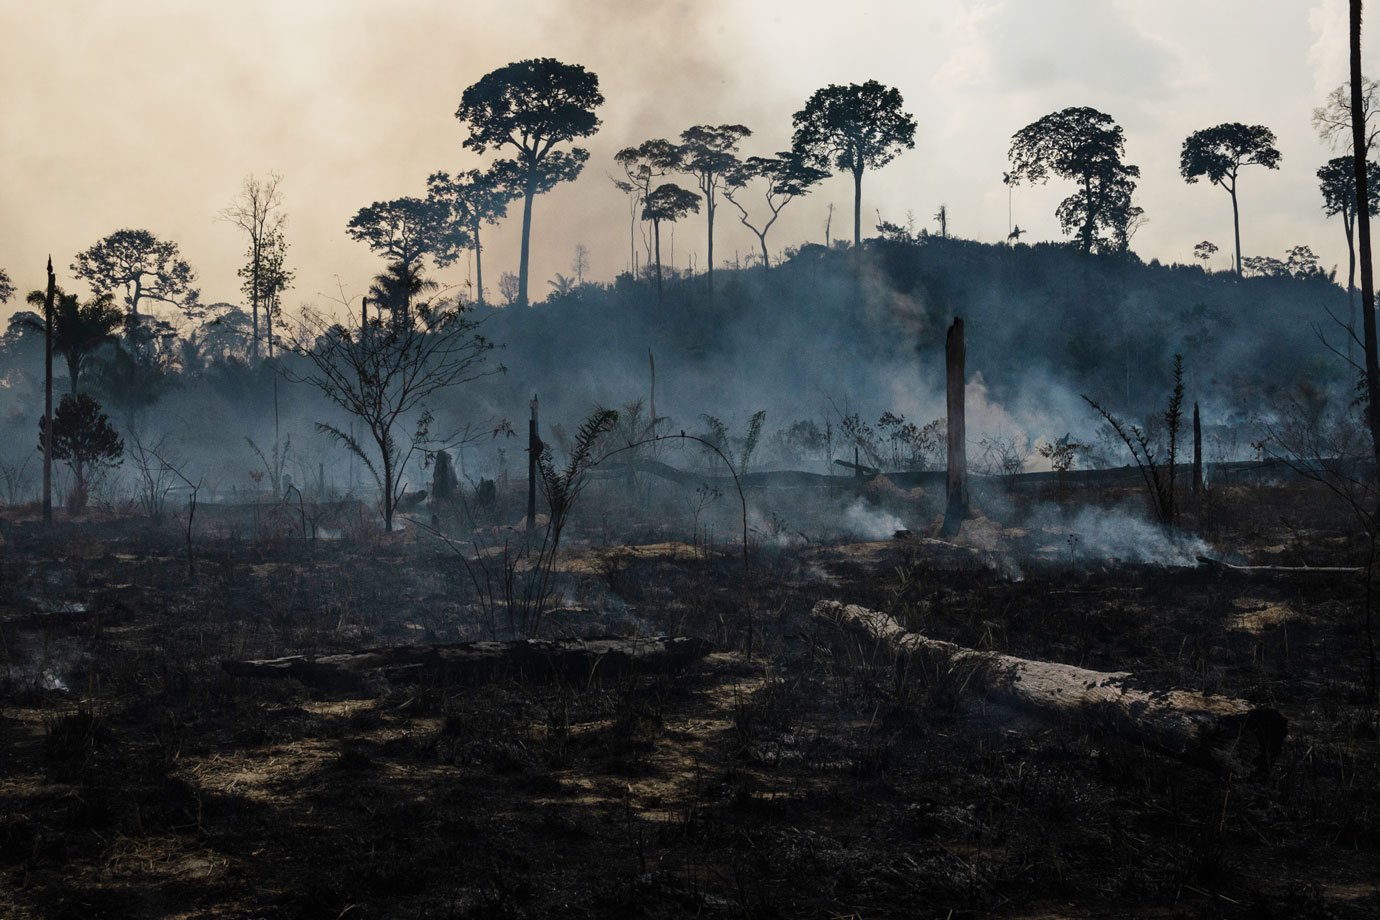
[1196,555,1364,576]
[222,635,712,690]
[941,317,968,536]
[812,601,1286,777]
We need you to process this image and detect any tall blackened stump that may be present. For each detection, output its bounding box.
[527,395,540,532]
[42,256,55,524]
[941,317,968,536]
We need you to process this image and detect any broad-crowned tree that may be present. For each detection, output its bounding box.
[678,124,751,293]
[723,152,829,270]
[425,166,514,307]
[1180,123,1281,276]
[71,229,200,338]
[1007,107,1142,255]
[346,196,458,328]
[791,81,916,251]
[456,58,604,308]
[37,392,122,512]
[641,183,700,302]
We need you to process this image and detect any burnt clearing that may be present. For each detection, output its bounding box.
[1,478,1378,920]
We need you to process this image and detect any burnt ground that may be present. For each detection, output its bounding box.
[1,480,1378,919]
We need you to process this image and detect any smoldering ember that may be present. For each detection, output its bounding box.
[4,4,1380,920]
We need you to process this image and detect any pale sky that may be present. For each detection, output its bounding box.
[0,0,1374,323]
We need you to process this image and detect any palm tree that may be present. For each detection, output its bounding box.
[367,261,437,329]
[23,288,123,395]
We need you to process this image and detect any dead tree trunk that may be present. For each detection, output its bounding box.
[813,601,1286,776]
[224,635,712,689]
[941,317,968,535]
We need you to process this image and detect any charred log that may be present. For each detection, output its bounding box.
[813,601,1286,776]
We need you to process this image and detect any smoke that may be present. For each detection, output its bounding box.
[841,499,907,541]
[1025,504,1209,567]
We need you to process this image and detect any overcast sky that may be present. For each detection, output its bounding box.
[1,0,1374,323]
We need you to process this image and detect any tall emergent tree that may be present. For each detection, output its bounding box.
[426,166,513,306]
[249,228,293,357]
[1007,107,1142,254]
[71,229,199,337]
[613,138,682,276]
[1319,156,1380,340]
[642,183,700,302]
[289,299,500,531]
[1352,0,1380,481]
[791,80,916,251]
[1179,123,1281,276]
[21,288,123,394]
[346,196,458,328]
[723,151,829,269]
[456,58,604,308]
[678,124,751,292]
[218,173,287,361]
[37,392,123,513]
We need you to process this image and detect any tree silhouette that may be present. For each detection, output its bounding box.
[1319,155,1380,340]
[72,229,199,337]
[346,197,457,328]
[426,166,514,307]
[642,183,700,302]
[1180,123,1281,276]
[218,173,287,361]
[1315,75,1380,155]
[1350,0,1380,484]
[723,152,828,269]
[37,392,122,512]
[22,287,123,395]
[240,227,292,357]
[1193,240,1219,267]
[288,300,500,532]
[456,58,604,308]
[678,124,751,293]
[0,268,13,304]
[613,138,682,275]
[1007,107,1141,254]
[791,80,916,251]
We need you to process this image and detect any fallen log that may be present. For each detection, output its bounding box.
[223,635,712,690]
[813,601,1286,776]
[1196,555,1364,576]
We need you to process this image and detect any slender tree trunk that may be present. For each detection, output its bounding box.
[473,219,484,307]
[68,354,80,397]
[518,177,536,308]
[758,233,770,271]
[1231,186,1244,277]
[381,444,394,532]
[1353,0,1380,478]
[653,219,663,303]
[251,238,261,362]
[706,197,715,295]
[1348,212,1358,367]
[852,167,863,251]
